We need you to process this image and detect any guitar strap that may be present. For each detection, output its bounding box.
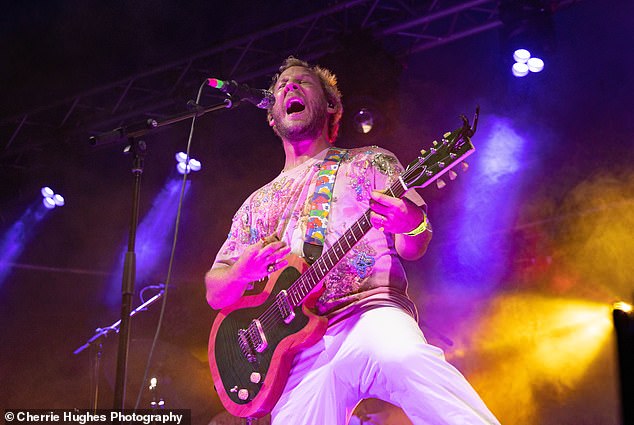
[303,147,347,264]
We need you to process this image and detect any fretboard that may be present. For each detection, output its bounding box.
[286,178,409,306]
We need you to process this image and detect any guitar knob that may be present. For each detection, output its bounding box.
[238,389,249,401]
[250,372,262,384]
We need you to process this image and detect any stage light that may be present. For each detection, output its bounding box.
[41,187,54,198]
[453,294,614,424]
[176,162,189,175]
[41,187,65,209]
[512,62,529,77]
[513,48,531,64]
[511,50,544,78]
[1,199,51,286]
[43,198,56,209]
[614,301,633,314]
[500,1,554,79]
[527,57,544,73]
[188,158,201,172]
[353,108,374,134]
[105,177,192,305]
[53,194,65,207]
[175,151,202,175]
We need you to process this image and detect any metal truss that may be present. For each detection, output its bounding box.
[0,0,579,165]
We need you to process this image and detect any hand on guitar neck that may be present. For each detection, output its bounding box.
[206,234,291,310]
[369,190,432,261]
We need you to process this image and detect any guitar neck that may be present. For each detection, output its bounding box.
[286,179,408,306]
[281,112,478,307]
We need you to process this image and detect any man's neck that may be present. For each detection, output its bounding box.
[281,135,332,171]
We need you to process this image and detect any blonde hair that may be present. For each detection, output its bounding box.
[268,56,343,142]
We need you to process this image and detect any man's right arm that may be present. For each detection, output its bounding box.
[205,264,254,310]
[205,236,290,310]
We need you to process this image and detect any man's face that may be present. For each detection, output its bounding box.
[270,66,329,142]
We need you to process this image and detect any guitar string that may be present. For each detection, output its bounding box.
[255,206,376,329]
[224,145,463,391]
[251,148,453,333]
[255,181,407,332]
[254,153,436,332]
[245,146,463,356]
[228,142,467,389]
[253,154,434,334]
[255,208,373,331]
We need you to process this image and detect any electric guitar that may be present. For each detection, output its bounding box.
[208,109,480,418]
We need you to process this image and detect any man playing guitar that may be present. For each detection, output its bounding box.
[205,57,499,425]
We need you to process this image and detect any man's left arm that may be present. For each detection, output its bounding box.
[369,190,432,261]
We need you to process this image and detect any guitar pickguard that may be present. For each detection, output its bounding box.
[209,255,328,417]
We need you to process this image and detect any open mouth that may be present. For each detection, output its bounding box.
[285,98,306,115]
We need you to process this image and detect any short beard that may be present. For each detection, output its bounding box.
[272,100,328,142]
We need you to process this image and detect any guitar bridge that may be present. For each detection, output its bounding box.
[275,290,296,324]
[237,318,269,362]
[237,329,257,363]
[247,319,268,353]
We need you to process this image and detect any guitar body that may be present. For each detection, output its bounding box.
[208,254,329,418]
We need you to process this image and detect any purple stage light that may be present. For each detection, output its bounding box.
[177,162,189,175]
[435,117,528,296]
[512,62,529,77]
[189,158,201,172]
[0,202,50,286]
[513,48,531,64]
[43,197,56,209]
[104,178,192,305]
[512,49,544,77]
[175,152,202,174]
[41,187,65,209]
[527,57,544,73]
[41,187,54,198]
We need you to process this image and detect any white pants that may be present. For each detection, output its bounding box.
[271,307,500,425]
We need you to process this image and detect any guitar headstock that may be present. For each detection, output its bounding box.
[402,107,479,190]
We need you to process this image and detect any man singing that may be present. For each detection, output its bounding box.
[205,57,500,425]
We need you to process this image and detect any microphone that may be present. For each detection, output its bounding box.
[207,78,274,109]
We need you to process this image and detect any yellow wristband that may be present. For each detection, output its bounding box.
[403,211,429,236]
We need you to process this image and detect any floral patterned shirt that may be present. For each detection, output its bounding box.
[213,146,423,317]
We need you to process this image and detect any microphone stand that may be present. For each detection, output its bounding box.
[88,97,237,410]
[74,287,167,412]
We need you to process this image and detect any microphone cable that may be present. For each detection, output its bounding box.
[133,79,210,411]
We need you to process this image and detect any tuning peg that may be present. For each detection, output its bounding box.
[436,179,446,189]
[443,132,451,138]
[461,162,469,172]
[448,170,458,181]
[420,149,427,156]
[432,140,438,146]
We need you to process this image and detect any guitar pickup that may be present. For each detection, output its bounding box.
[247,319,268,353]
[275,290,296,324]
